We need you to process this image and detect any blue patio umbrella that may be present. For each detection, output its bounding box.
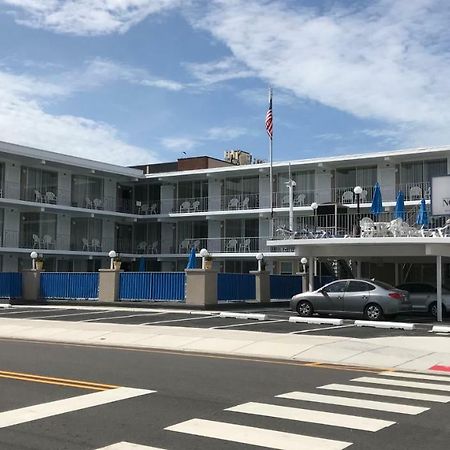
[370,182,383,216]
[394,191,406,220]
[186,246,197,269]
[138,257,146,272]
[416,198,429,226]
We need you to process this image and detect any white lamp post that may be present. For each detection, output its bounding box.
[353,186,362,236]
[199,248,210,270]
[108,250,117,270]
[300,257,308,274]
[311,202,318,233]
[30,251,38,270]
[256,252,264,271]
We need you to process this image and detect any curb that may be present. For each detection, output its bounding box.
[219,312,268,321]
[289,317,344,325]
[354,320,415,330]
[431,325,450,333]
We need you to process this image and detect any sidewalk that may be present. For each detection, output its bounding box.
[1,317,449,373]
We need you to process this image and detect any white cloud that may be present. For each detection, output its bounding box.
[3,0,184,35]
[160,137,197,151]
[0,69,158,165]
[193,0,450,147]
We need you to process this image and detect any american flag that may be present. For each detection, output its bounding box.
[265,91,273,139]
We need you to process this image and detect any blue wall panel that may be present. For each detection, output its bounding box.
[217,273,256,301]
[0,273,22,298]
[119,272,185,301]
[40,273,99,299]
[270,275,302,299]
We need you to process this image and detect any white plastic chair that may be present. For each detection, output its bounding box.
[149,203,158,214]
[82,238,90,251]
[85,197,93,209]
[281,194,290,206]
[91,238,101,251]
[34,190,42,202]
[241,197,249,209]
[179,239,190,252]
[437,219,450,237]
[240,238,251,252]
[42,235,54,249]
[360,217,375,237]
[140,204,149,215]
[150,241,159,253]
[179,201,191,213]
[228,198,239,209]
[136,241,147,253]
[409,186,422,200]
[93,198,103,210]
[45,192,57,204]
[341,191,354,204]
[32,234,41,248]
[193,240,201,250]
[360,189,368,202]
[295,193,306,206]
[192,200,200,212]
[225,239,238,252]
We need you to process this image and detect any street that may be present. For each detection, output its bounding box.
[0,338,449,449]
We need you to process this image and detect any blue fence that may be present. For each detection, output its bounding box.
[217,273,256,301]
[0,273,22,298]
[40,273,99,299]
[119,272,185,301]
[270,275,302,299]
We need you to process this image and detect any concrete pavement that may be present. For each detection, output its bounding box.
[0,316,449,373]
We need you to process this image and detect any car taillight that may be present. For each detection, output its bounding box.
[388,292,403,300]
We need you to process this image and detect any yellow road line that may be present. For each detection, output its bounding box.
[0,370,118,391]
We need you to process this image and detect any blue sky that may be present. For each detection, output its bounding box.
[1,0,450,166]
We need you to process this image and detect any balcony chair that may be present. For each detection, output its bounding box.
[281,194,290,206]
[360,217,375,237]
[81,238,90,251]
[191,200,200,212]
[91,238,102,251]
[341,190,354,204]
[149,203,158,214]
[85,197,93,209]
[32,234,41,248]
[150,241,159,253]
[136,241,147,253]
[360,189,368,202]
[241,197,250,209]
[228,197,240,209]
[93,198,103,210]
[140,204,149,215]
[42,235,54,249]
[179,239,190,253]
[45,191,57,204]
[179,201,191,213]
[437,219,450,237]
[225,238,238,252]
[409,186,422,200]
[295,193,306,206]
[34,190,43,202]
[239,238,251,252]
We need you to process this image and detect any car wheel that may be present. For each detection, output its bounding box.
[364,304,384,321]
[429,302,447,318]
[296,300,313,317]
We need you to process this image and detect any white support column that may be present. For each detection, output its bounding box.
[437,255,443,322]
[356,260,362,278]
[309,259,314,291]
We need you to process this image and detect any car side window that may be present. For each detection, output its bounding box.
[347,281,374,292]
[323,281,347,293]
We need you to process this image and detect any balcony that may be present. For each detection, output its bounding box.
[397,181,431,201]
[333,185,375,204]
[177,197,208,213]
[19,233,70,250]
[273,190,315,208]
[221,193,259,210]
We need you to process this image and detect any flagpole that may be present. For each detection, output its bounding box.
[268,88,274,237]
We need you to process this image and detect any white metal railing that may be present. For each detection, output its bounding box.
[398,181,431,201]
[19,233,70,250]
[221,193,259,210]
[333,185,376,204]
[177,197,208,213]
[273,190,315,208]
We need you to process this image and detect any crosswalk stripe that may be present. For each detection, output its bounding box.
[352,377,450,392]
[379,371,450,383]
[226,402,394,432]
[320,384,450,403]
[96,442,165,449]
[276,391,428,415]
[166,418,352,450]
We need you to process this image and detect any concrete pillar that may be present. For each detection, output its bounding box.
[104,177,117,211]
[161,222,175,253]
[3,208,20,247]
[259,171,271,208]
[250,270,270,303]
[22,270,42,301]
[315,170,332,203]
[57,169,72,206]
[98,269,121,302]
[377,164,396,203]
[356,260,362,278]
[56,214,71,250]
[160,184,175,214]
[102,219,115,252]
[259,218,270,251]
[4,161,21,199]
[185,269,217,306]
[208,179,222,211]
[207,220,222,252]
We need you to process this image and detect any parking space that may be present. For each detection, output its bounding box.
[0,305,448,339]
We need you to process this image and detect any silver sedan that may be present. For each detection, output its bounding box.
[291,279,411,320]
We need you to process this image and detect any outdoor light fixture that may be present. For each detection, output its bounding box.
[30,251,38,270]
[311,202,319,232]
[353,186,362,236]
[256,252,264,271]
[199,248,209,258]
[108,250,117,270]
[300,257,308,275]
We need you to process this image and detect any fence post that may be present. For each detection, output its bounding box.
[185,269,217,306]
[98,269,121,302]
[250,270,270,303]
[22,269,42,301]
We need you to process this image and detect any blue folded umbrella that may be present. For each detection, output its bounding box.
[394,191,406,220]
[416,198,429,226]
[370,182,383,216]
[138,257,146,272]
[186,247,197,269]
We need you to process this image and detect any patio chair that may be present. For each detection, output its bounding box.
[241,197,250,209]
[32,234,41,249]
[150,241,159,253]
[179,239,190,252]
[193,240,201,250]
[437,219,450,237]
[191,200,200,212]
[282,194,290,206]
[409,186,422,200]
[45,191,57,204]
[228,197,240,209]
[225,238,238,252]
[239,238,251,252]
[140,204,149,215]
[93,198,103,210]
[136,241,147,253]
[388,218,403,237]
[81,238,90,251]
[360,217,375,237]
[179,201,191,213]
[149,203,158,214]
[341,190,354,204]
[295,193,306,206]
[34,190,42,202]
[91,238,102,251]
[360,189,368,202]
[85,197,93,209]
[42,235,54,249]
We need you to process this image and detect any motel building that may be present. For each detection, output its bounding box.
[0,140,449,295]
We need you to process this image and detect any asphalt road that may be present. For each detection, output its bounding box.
[0,305,448,339]
[0,338,449,450]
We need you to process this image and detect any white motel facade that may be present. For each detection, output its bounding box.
[0,140,449,287]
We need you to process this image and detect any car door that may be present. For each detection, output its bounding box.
[319,281,348,313]
[344,281,374,314]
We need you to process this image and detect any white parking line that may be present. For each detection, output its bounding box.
[97,443,165,450]
[28,310,111,320]
[226,402,395,432]
[290,325,355,334]
[0,308,60,315]
[139,315,218,326]
[210,319,286,329]
[82,312,168,322]
[166,418,352,450]
[352,377,450,392]
[0,387,155,429]
[379,371,450,382]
